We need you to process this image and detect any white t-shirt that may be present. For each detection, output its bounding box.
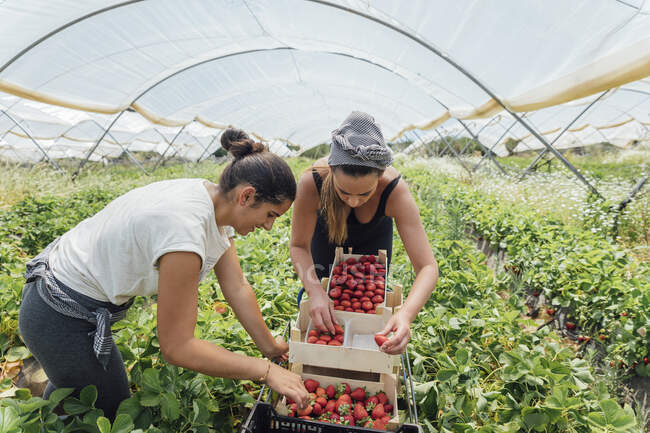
[50,178,235,305]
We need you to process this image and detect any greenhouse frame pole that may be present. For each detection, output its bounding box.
[437,128,464,157]
[519,90,610,182]
[151,125,186,173]
[0,110,63,172]
[433,128,472,175]
[195,133,221,163]
[305,0,602,196]
[474,117,522,171]
[457,119,507,174]
[72,110,125,180]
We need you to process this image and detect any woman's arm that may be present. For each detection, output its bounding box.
[379,179,439,354]
[156,250,309,407]
[289,170,338,334]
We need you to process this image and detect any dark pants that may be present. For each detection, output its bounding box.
[18,279,130,420]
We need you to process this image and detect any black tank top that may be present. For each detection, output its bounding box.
[310,169,401,279]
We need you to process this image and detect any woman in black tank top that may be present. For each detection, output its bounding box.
[290,112,439,355]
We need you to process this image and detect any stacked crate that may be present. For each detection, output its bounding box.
[285,247,406,430]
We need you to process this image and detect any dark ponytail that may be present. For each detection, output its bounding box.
[219,128,296,205]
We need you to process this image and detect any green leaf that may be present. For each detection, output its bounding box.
[142,368,162,393]
[5,346,30,362]
[455,348,469,366]
[96,416,111,433]
[80,385,98,407]
[0,406,21,433]
[138,391,160,407]
[47,387,75,406]
[110,414,134,433]
[437,369,457,382]
[160,392,179,421]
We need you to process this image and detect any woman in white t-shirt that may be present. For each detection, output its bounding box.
[18,129,310,420]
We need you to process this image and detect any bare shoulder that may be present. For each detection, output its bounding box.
[296,168,322,210]
[384,169,416,217]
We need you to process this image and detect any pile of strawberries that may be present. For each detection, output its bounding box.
[329,255,386,314]
[307,324,345,346]
[288,379,393,429]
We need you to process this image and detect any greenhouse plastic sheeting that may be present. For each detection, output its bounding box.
[0,0,649,159]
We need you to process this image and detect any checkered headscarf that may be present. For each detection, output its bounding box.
[328,111,393,170]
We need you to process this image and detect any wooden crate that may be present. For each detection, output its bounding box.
[277,363,401,430]
[326,247,396,314]
[289,298,400,375]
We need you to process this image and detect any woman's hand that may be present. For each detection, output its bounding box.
[262,335,290,363]
[265,363,310,409]
[376,310,412,354]
[308,288,338,335]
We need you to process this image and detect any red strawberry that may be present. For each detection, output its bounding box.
[325,385,336,399]
[316,340,327,344]
[362,301,373,310]
[371,403,385,419]
[384,404,393,413]
[346,257,357,265]
[644,357,649,365]
[304,379,319,393]
[328,340,342,346]
[316,396,327,406]
[374,334,389,347]
[307,336,318,344]
[368,255,376,263]
[546,308,555,315]
[350,387,366,401]
[376,391,388,405]
[565,322,576,330]
[352,302,362,310]
[373,420,386,430]
[366,282,376,291]
[381,415,391,423]
[330,413,340,421]
[342,414,355,425]
[316,387,326,398]
[372,295,383,304]
[355,309,365,313]
[334,306,345,311]
[308,329,319,338]
[353,403,368,420]
[363,419,375,428]
[313,402,323,416]
[325,399,336,413]
[375,289,385,297]
[364,290,375,298]
[345,307,354,312]
[297,405,313,416]
[329,288,341,299]
[320,334,332,342]
[337,402,350,415]
[334,324,344,335]
[334,334,344,343]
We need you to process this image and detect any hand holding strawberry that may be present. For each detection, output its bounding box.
[265,364,310,410]
[309,287,339,334]
[376,311,411,354]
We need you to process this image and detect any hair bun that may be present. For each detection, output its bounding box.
[221,128,266,159]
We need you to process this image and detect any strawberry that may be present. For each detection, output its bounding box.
[353,289,364,298]
[334,324,344,335]
[599,334,606,341]
[315,340,327,344]
[546,308,555,315]
[345,279,357,289]
[346,257,357,265]
[353,403,368,420]
[345,307,354,312]
[334,334,344,343]
[373,420,386,430]
[297,405,313,416]
[372,295,383,304]
[367,255,376,263]
[363,419,375,428]
[374,334,389,347]
[565,322,576,330]
[350,387,366,401]
[355,309,365,313]
[371,403,385,419]
[325,399,336,412]
[326,385,336,399]
[340,293,350,301]
[364,290,375,298]
[337,402,350,415]
[381,415,391,423]
[384,404,393,413]
[320,334,332,342]
[304,379,319,393]
[342,414,355,425]
[339,383,351,395]
[330,413,340,421]
[329,288,341,299]
[307,336,318,344]
[334,306,345,311]
[308,329,319,338]
[316,396,327,406]
[328,340,342,346]
[366,282,376,291]
[313,402,323,416]
[341,300,351,308]
[352,302,361,310]
[376,391,388,405]
[375,281,385,289]
[362,301,373,310]
[368,309,376,314]
[644,357,649,365]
